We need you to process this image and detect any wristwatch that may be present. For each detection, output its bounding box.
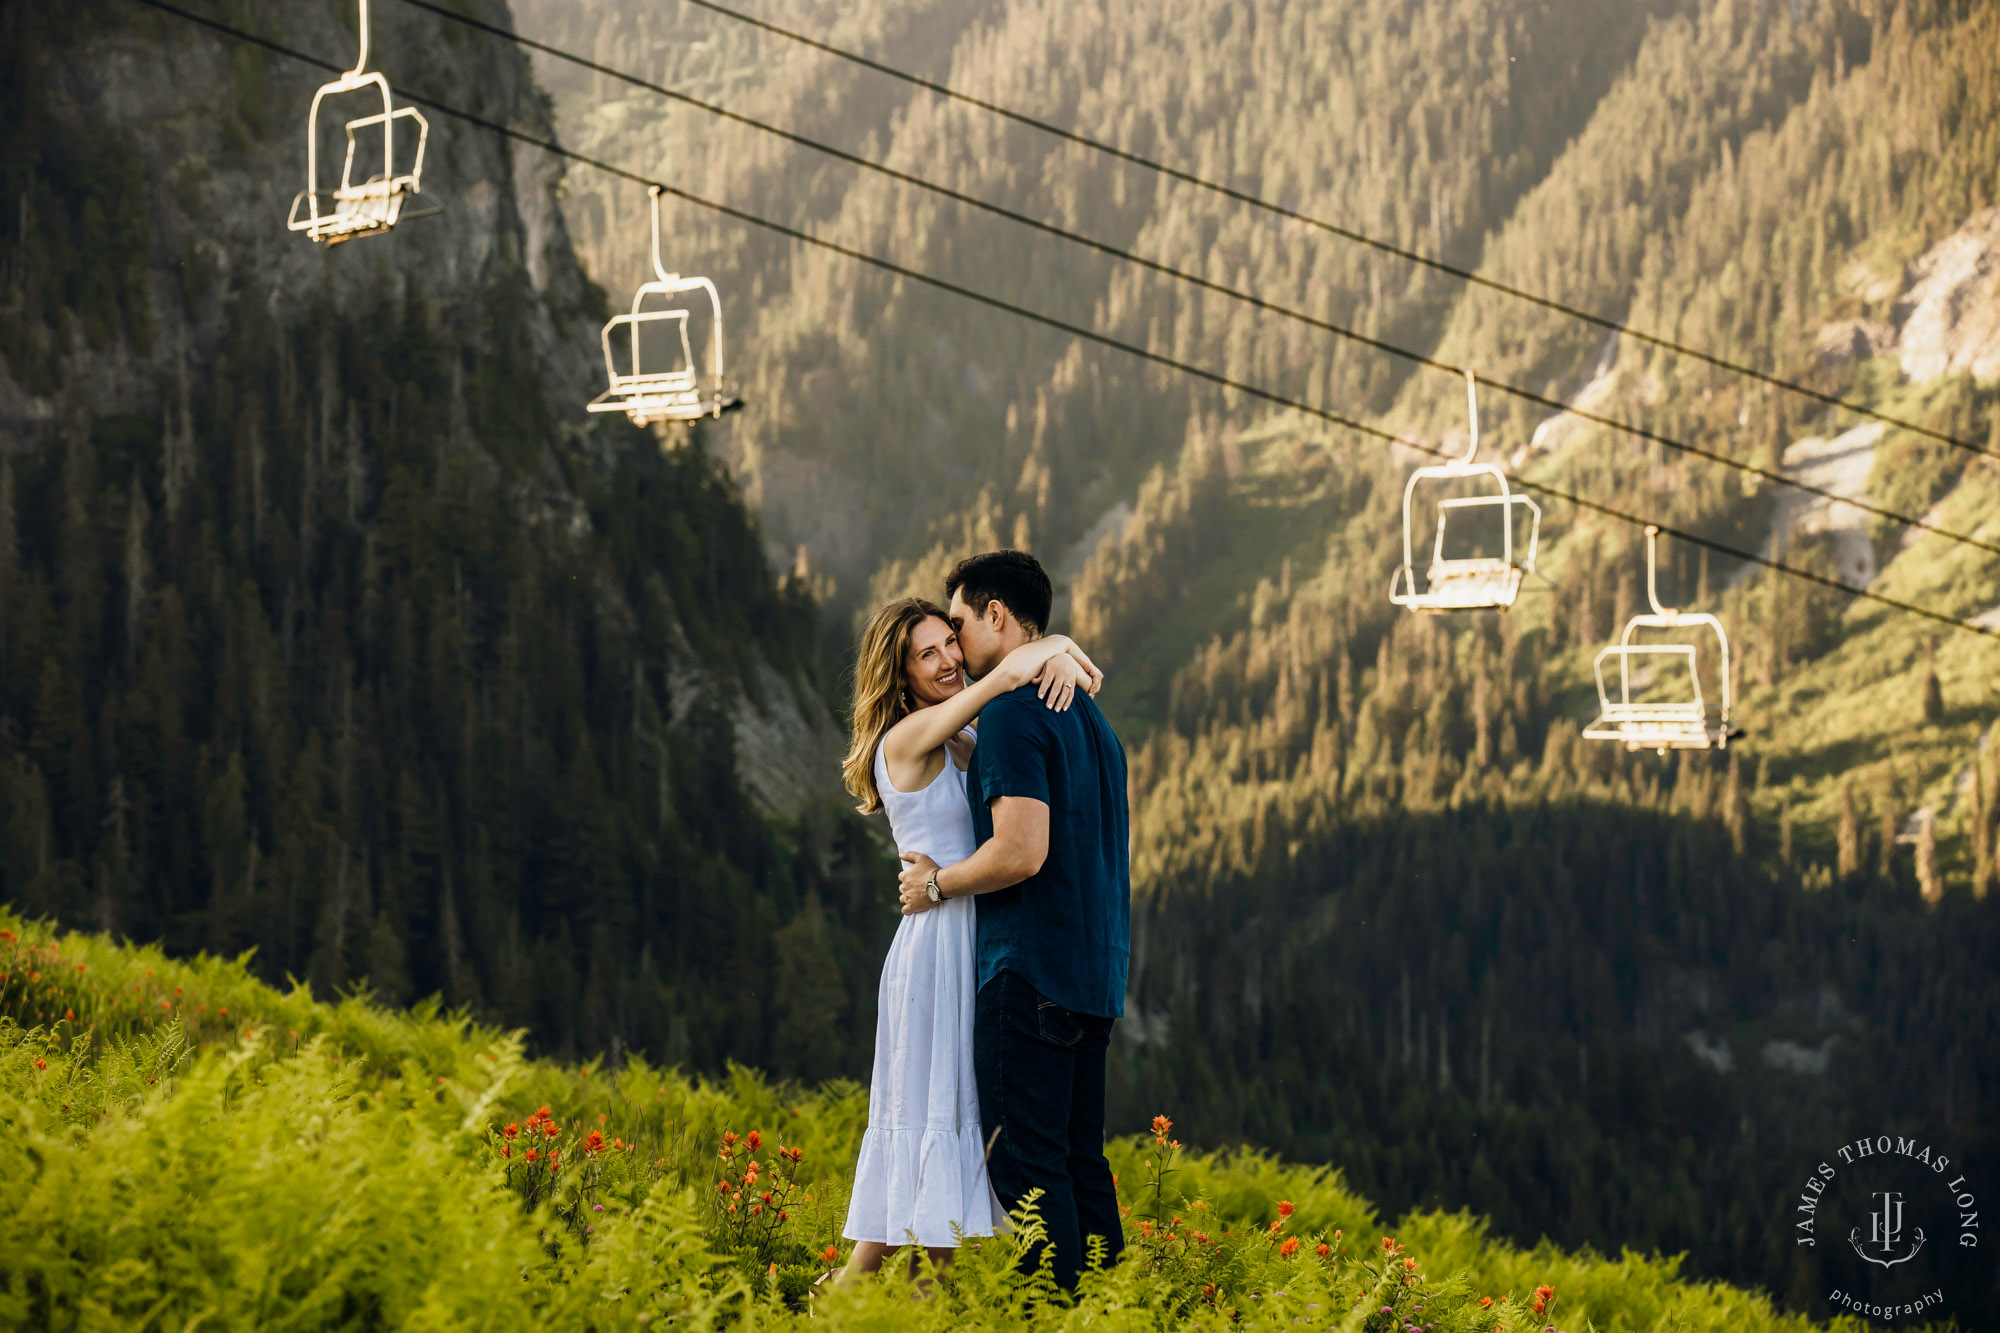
[925,868,944,904]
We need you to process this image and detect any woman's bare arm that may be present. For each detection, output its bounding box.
[882,636,1093,779]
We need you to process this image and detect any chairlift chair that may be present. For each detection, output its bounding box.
[1582,526,1739,754]
[287,0,438,245]
[1388,370,1541,612]
[587,186,743,427]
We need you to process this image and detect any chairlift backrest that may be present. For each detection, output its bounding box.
[287,0,432,245]
[1388,369,1541,612]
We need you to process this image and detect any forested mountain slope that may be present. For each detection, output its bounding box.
[516,0,2000,1312]
[0,0,890,1084]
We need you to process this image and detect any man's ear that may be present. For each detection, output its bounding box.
[985,598,1009,632]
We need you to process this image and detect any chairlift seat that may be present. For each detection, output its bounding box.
[1388,373,1541,613]
[590,191,743,427]
[1582,612,1735,754]
[1388,475,1542,613]
[287,10,434,246]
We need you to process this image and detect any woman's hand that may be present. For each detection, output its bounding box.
[1033,652,1087,711]
[995,635,1105,695]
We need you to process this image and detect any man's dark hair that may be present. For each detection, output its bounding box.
[946,549,1053,637]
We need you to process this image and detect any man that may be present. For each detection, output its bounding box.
[896,549,1131,1292]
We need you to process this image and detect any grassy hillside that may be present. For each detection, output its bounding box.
[0,908,1895,1331]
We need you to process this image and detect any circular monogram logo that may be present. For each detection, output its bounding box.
[1792,1134,1983,1322]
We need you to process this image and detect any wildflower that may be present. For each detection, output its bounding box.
[779,1210,788,1221]
[1277,1200,1295,1219]
[716,1181,731,1193]
[504,1124,520,1139]
[1268,1220,1283,1234]
[1152,1114,1173,1136]
[1404,1256,1418,1270]
[536,1105,551,1119]
[583,1130,605,1155]
[1279,1236,1301,1259]
[63,1008,73,1021]
[593,1204,604,1212]
[1193,1231,1211,1245]
[542,1121,559,1138]
[745,1130,763,1151]
[526,1148,539,1162]
[1316,1242,1330,1257]
[1381,1236,1397,1251]
[1333,1228,1342,1238]
[1480,1296,1494,1309]
[780,1145,804,1164]
[33,1058,46,1071]
[750,1205,762,1215]
[1531,1284,1555,1315]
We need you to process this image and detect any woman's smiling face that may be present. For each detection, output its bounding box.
[904,615,965,706]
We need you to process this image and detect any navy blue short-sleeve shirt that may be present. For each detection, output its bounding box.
[968,685,1130,1018]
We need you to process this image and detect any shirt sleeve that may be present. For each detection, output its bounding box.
[975,694,1052,807]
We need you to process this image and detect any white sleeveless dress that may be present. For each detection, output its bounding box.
[841,740,1009,1247]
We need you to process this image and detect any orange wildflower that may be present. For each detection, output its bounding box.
[745,1130,763,1151]
[1279,1236,1300,1259]
[1276,1200,1295,1218]
[1316,1242,1331,1257]
[1151,1114,1173,1136]
[1479,1296,1494,1309]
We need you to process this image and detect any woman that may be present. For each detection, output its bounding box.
[835,596,1101,1281]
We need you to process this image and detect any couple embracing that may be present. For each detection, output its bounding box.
[835,549,1130,1292]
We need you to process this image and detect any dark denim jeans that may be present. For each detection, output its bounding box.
[973,969,1123,1290]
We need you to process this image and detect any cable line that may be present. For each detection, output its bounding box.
[394,0,2000,561]
[128,0,2000,643]
[671,0,1992,461]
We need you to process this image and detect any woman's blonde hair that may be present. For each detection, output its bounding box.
[842,596,951,815]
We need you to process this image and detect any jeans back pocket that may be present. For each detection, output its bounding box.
[1036,999,1084,1048]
